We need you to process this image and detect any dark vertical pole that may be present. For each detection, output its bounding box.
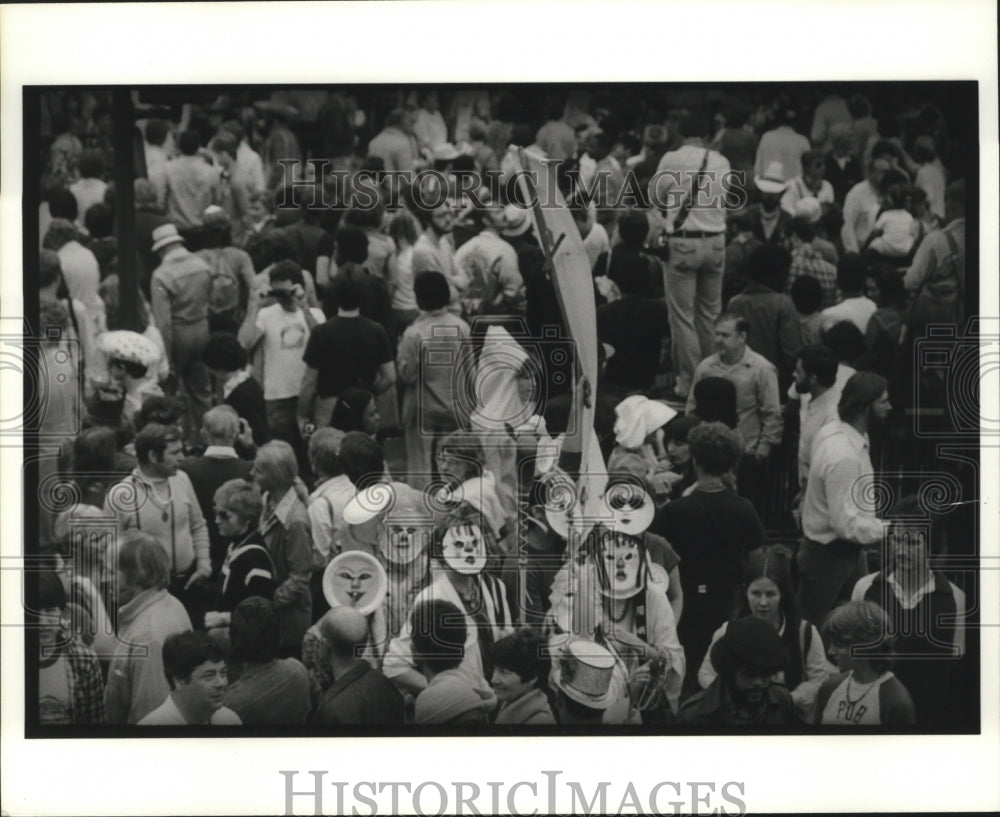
[112,89,138,331]
[23,87,42,733]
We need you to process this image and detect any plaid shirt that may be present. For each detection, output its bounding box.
[789,242,839,310]
[44,633,106,724]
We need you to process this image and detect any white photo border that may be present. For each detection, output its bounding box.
[1,2,997,814]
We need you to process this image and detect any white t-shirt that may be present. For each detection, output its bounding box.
[255,304,325,400]
[821,296,877,334]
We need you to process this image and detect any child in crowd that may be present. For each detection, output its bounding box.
[815,601,916,726]
[866,183,917,261]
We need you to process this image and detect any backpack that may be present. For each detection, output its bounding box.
[905,229,965,331]
[205,250,243,316]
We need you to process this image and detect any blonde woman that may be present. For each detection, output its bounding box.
[250,441,313,659]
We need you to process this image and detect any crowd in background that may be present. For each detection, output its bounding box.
[30,84,974,729]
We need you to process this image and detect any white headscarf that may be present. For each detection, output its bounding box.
[612,395,677,450]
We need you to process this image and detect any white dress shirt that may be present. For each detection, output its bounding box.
[802,421,887,545]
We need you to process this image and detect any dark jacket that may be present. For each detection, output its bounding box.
[745,204,792,245]
[226,376,269,450]
[311,661,406,726]
[179,452,253,576]
[677,677,795,726]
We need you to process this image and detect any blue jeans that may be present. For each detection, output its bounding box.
[663,234,725,396]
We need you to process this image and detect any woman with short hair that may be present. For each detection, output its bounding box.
[203,479,276,642]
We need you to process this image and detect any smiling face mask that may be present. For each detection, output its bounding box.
[440,523,487,576]
[323,551,387,616]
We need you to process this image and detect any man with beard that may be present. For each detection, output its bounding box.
[676,615,794,726]
[791,344,842,490]
[798,372,892,627]
[409,176,465,310]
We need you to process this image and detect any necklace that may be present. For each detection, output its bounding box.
[608,598,630,623]
[457,581,479,609]
[138,474,172,522]
[845,673,879,706]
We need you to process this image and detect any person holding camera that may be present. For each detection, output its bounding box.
[238,259,324,475]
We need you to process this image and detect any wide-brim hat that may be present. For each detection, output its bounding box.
[150,223,184,253]
[549,637,617,709]
[343,481,415,526]
[98,330,161,369]
[500,204,531,237]
[432,142,461,162]
[754,160,789,195]
[322,551,387,616]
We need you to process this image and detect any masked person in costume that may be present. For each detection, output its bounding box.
[431,430,508,574]
[97,330,165,427]
[341,481,434,641]
[547,480,685,724]
[321,550,389,667]
[382,511,513,708]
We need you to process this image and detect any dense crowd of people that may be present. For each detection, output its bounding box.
[31,85,973,729]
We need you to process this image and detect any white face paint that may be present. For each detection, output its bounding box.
[441,523,487,575]
[384,520,431,566]
[599,530,643,598]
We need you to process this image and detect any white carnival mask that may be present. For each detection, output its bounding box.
[384,518,432,566]
[597,529,645,599]
[323,551,387,616]
[441,523,487,575]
